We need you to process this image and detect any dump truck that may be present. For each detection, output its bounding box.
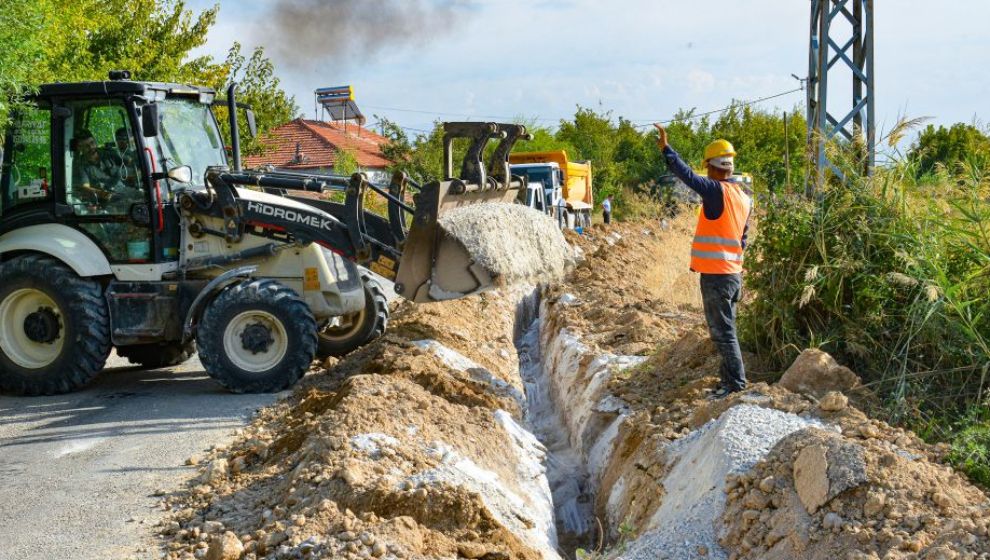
[509,150,593,229]
[0,73,544,395]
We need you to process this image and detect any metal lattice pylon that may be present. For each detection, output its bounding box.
[806,0,875,195]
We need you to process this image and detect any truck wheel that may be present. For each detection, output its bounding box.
[197,279,316,393]
[0,255,111,395]
[117,342,196,369]
[317,272,389,359]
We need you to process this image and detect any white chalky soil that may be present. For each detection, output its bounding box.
[438,203,575,287]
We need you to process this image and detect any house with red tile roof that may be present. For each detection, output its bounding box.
[243,118,392,183]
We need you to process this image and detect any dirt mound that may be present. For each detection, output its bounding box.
[535,218,990,559]
[722,426,990,559]
[158,289,556,560]
[155,216,990,560]
[545,216,703,357]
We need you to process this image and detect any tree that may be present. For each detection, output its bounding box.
[378,118,447,183]
[213,43,299,155]
[1,0,297,148]
[909,123,990,176]
[556,106,625,202]
[333,148,359,176]
[0,0,46,128]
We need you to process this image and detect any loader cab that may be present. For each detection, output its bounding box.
[0,77,226,265]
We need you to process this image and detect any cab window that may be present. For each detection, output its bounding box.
[1,105,52,214]
[62,99,151,263]
[63,99,143,216]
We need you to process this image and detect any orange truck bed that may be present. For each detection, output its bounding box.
[508,150,593,210]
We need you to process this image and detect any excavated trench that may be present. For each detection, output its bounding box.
[513,292,643,556]
[161,222,990,560]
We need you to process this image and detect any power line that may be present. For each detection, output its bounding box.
[630,87,805,128]
[366,84,805,132]
[365,104,558,123]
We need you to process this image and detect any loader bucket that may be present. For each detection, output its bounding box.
[393,122,573,303]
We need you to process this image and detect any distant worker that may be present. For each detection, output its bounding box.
[654,124,752,398]
[602,195,613,224]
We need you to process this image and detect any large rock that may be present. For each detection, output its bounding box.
[793,443,829,513]
[778,349,861,399]
[791,429,868,514]
[205,531,243,560]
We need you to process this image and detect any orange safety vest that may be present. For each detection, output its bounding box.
[690,181,752,274]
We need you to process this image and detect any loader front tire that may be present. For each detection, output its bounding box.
[117,342,196,370]
[197,279,316,393]
[317,272,389,359]
[0,255,111,395]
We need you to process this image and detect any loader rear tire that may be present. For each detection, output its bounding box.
[117,342,195,370]
[316,272,389,359]
[0,255,111,395]
[197,279,316,393]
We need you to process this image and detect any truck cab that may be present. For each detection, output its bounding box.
[509,150,593,230]
[511,162,563,220]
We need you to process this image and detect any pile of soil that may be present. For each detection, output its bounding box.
[720,388,990,560]
[535,219,990,559]
[547,216,703,357]
[155,216,990,560]
[158,289,555,560]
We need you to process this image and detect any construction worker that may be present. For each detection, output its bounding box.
[654,124,752,398]
[602,195,613,224]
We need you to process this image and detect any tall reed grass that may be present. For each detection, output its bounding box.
[741,140,990,485]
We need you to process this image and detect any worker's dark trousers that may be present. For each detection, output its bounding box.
[603,211,611,224]
[700,272,747,392]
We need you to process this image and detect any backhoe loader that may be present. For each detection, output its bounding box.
[0,73,537,395]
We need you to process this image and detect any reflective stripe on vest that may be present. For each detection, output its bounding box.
[693,235,742,248]
[691,249,744,262]
[690,180,752,274]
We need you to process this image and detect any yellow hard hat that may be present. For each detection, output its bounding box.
[703,139,736,162]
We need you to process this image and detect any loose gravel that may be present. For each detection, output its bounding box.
[439,203,574,287]
[622,404,827,559]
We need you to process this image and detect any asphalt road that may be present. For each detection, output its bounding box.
[0,353,284,560]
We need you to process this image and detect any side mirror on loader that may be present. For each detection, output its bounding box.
[142,104,160,138]
[167,165,193,184]
[245,109,257,138]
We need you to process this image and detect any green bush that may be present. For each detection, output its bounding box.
[946,408,990,487]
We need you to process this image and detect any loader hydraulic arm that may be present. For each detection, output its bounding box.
[177,122,535,301]
[178,167,409,278]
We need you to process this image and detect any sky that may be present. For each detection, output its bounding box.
[187,0,990,143]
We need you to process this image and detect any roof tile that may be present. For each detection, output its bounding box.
[243,119,391,171]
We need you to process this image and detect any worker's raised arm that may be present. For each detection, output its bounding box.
[653,124,723,199]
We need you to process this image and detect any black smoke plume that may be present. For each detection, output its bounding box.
[268,0,471,69]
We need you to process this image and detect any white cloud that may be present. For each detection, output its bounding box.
[687,69,716,94]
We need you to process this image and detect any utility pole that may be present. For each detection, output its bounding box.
[806,0,875,197]
[784,111,790,193]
